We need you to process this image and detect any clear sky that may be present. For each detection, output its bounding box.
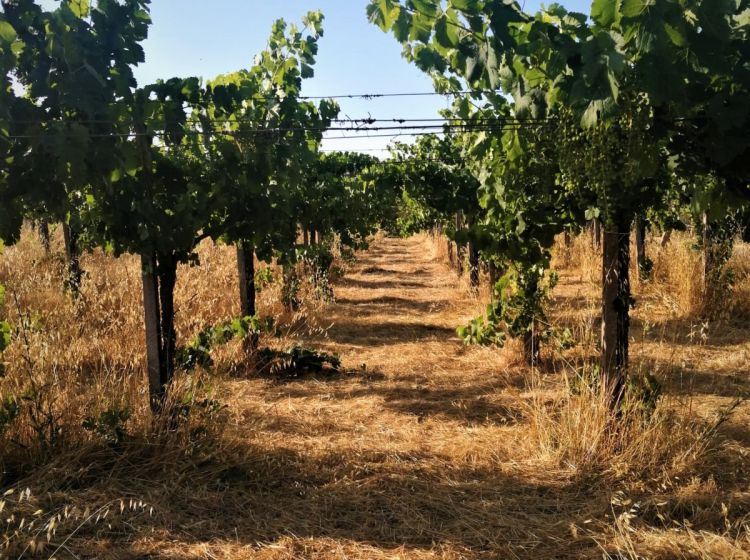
[44,0,591,153]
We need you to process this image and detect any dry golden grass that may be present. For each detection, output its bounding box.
[0,225,748,558]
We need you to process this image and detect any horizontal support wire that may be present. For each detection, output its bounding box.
[4,121,554,140]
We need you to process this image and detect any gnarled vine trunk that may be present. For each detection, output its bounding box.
[454,213,465,275]
[488,261,500,292]
[592,219,602,251]
[141,255,162,411]
[468,244,480,289]
[237,242,259,352]
[467,217,479,290]
[520,271,542,367]
[38,221,50,254]
[62,223,82,295]
[601,224,631,409]
[702,212,714,294]
[523,322,541,367]
[158,256,177,391]
[237,243,257,318]
[635,216,647,280]
[141,254,178,412]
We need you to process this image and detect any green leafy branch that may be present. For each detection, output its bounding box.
[177,315,275,371]
[458,266,560,350]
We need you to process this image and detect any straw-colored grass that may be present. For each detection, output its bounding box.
[0,225,748,559]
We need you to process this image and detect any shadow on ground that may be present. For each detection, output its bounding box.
[40,441,606,558]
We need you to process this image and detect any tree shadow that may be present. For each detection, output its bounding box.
[550,293,596,310]
[63,428,743,559]
[364,248,416,257]
[357,259,433,274]
[364,384,522,426]
[322,321,458,347]
[633,316,750,347]
[339,278,432,290]
[717,422,750,448]
[13,395,748,560]
[335,296,447,314]
[359,265,410,275]
[657,368,749,399]
[43,442,607,559]
[257,371,522,428]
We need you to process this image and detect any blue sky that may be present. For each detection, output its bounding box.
[45,0,591,152]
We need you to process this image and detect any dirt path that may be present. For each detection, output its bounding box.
[317,235,478,374]
[189,236,563,559]
[231,234,518,455]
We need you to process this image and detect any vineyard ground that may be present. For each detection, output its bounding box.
[2,233,750,558]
